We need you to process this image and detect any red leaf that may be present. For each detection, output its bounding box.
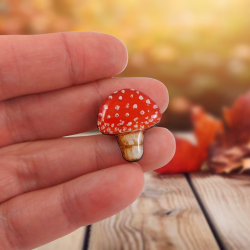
[156,106,223,174]
[155,137,202,174]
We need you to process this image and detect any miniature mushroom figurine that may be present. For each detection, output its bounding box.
[97,89,162,162]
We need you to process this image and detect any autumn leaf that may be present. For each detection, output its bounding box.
[223,91,250,145]
[155,137,200,174]
[209,143,250,174]
[208,91,250,174]
[156,106,223,174]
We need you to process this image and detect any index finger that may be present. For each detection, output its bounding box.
[0,32,127,101]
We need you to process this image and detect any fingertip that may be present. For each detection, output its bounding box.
[81,163,144,224]
[114,163,145,199]
[143,78,169,113]
[63,31,128,83]
[141,127,176,172]
[97,33,128,76]
[110,36,128,75]
[157,80,169,113]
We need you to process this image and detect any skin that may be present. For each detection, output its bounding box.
[0,32,176,249]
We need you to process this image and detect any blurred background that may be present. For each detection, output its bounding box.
[1,0,250,130]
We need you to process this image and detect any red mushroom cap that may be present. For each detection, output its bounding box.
[97,89,161,135]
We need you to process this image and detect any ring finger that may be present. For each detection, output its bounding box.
[0,127,175,204]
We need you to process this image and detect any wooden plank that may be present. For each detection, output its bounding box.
[190,173,250,250]
[34,227,85,250]
[88,173,219,250]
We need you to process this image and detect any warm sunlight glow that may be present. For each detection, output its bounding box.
[0,0,249,128]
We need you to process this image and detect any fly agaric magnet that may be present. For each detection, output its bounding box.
[97,89,162,162]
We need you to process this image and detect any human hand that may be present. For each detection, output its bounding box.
[0,32,175,249]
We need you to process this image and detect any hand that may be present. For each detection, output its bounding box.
[0,32,175,249]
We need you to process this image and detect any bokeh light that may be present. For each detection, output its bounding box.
[1,0,250,130]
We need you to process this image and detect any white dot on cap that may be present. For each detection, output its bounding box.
[133,104,137,109]
[115,113,119,117]
[126,103,129,108]
[118,96,122,100]
[139,95,143,100]
[99,113,103,117]
[149,119,153,122]
[130,94,133,98]
[153,105,158,109]
[146,99,151,105]
[151,114,157,119]
[130,89,135,91]
[115,105,120,110]
[104,105,108,110]
[127,122,132,126]
[136,91,139,94]
[114,91,118,94]
[108,96,112,99]
[111,124,114,127]
[107,115,111,119]
[125,113,129,117]
[140,110,145,115]
[134,124,138,128]
[121,90,125,93]
[134,117,138,121]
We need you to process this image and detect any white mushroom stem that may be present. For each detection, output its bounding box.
[116,131,144,162]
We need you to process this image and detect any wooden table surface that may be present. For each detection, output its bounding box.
[35,172,250,250]
[35,132,250,250]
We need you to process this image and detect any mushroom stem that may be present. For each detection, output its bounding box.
[116,131,144,162]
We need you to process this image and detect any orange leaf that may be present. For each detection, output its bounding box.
[192,107,224,159]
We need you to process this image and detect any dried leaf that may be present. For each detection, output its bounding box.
[209,91,250,174]
[242,157,250,173]
[209,143,250,174]
[156,106,223,174]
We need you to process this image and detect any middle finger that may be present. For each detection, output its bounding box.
[0,77,169,147]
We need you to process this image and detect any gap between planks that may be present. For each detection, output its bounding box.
[189,173,250,250]
[88,172,219,250]
[185,174,226,250]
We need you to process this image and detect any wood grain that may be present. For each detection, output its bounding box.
[34,227,85,250]
[88,173,219,250]
[190,173,250,250]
